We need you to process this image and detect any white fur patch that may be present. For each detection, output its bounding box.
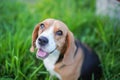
[43,50,61,79]
[35,23,61,79]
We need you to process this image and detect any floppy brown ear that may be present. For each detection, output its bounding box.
[63,31,76,65]
[30,25,39,52]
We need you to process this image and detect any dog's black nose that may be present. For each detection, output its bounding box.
[38,36,48,46]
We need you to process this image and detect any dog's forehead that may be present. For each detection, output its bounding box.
[42,19,68,32]
[42,19,55,25]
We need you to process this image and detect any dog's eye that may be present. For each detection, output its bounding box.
[56,30,63,36]
[40,23,45,29]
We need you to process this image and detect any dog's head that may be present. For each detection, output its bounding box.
[30,19,76,65]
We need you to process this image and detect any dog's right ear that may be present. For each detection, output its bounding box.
[30,25,39,52]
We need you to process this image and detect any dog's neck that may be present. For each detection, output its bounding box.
[43,49,61,77]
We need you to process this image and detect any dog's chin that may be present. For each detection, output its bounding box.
[36,48,49,60]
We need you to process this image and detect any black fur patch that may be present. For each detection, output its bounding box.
[75,40,102,80]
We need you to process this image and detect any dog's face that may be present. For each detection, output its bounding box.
[30,19,75,65]
[35,19,68,59]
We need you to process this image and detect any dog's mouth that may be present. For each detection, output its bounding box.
[36,49,48,59]
[36,47,57,60]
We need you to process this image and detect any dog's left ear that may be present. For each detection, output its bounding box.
[63,31,76,65]
[30,25,39,52]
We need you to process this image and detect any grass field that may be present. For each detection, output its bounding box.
[0,0,120,80]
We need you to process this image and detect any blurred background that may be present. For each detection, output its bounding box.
[0,0,120,80]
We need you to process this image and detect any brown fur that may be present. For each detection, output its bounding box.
[54,30,84,80]
[54,48,84,80]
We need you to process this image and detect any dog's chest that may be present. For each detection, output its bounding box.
[43,50,61,79]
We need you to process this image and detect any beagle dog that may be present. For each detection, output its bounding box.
[30,19,102,80]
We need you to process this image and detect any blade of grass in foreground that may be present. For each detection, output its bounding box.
[29,64,44,80]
